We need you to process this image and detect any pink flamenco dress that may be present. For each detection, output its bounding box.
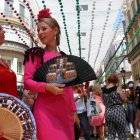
[91,95,105,126]
[24,48,76,140]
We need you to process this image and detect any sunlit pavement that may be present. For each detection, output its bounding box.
[79,132,140,140]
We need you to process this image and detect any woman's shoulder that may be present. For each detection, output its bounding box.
[0,58,9,69]
[23,47,44,65]
[26,47,44,54]
[103,86,117,93]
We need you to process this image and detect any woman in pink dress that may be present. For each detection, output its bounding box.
[91,84,105,140]
[24,8,76,140]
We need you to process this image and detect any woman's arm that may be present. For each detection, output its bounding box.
[24,55,46,93]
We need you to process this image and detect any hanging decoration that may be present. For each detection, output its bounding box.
[1,12,28,46]
[98,8,140,82]
[93,0,112,69]
[103,11,124,67]
[76,0,81,57]
[41,0,47,9]
[22,0,37,24]
[58,0,72,55]
[105,27,140,77]
[4,0,38,47]
[88,1,96,62]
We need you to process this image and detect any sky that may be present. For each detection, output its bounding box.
[36,0,123,72]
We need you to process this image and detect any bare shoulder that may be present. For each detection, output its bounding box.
[117,86,122,93]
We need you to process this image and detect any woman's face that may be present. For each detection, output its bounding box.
[0,26,5,45]
[37,21,56,45]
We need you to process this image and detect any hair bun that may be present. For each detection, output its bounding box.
[37,8,51,20]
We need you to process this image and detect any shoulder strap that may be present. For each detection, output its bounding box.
[23,47,44,65]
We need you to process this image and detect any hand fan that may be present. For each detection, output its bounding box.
[34,55,97,86]
[0,93,36,140]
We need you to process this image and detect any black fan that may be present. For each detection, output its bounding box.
[34,55,97,86]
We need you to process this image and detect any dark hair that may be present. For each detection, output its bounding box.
[38,18,61,46]
[127,81,134,89]
[106,73,119,84]
[0,25,2,30]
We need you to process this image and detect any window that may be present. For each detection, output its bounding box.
[19,4,25,20]
[4,0,13,17]
[137,0,140,6]
[132,2,136,15]
[17,62,23,74]
[76,5,88,11]
[122,20,126,33]
[127,11,131,22]
[3,59,12,68]
[7,60,12,68]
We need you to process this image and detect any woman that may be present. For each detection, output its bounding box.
[125,81,137,137]
[102,73,127,140]
[24,8,76,140]
[135,79,140,138]
[91,84,105,140]
[0,25,18,97]
[0,25,18,139]
[73,85,91,140]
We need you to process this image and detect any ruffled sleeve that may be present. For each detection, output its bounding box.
[24,47,46,93]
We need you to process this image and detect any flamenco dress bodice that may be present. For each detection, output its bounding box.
[0,63,18,97]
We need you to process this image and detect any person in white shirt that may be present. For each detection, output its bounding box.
[73,84,91,140]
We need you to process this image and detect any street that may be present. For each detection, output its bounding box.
[79,132,140,140]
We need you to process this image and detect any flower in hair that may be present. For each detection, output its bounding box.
[37,8,51,20]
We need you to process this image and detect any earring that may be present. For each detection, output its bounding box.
[58,46,60,52]
[54,35,56,40]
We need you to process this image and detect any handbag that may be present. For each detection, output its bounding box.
[87,96,102,117]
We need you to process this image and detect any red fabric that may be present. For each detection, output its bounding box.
[77,87,84,93]
[77,88,82,93]
[0,64,18,97]
[85,81,90,89]
[0,137,8,140]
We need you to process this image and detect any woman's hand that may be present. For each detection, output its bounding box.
[27,98,35,106]
[46,83,65,95]
[73,112,80,128]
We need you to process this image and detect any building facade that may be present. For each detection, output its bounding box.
[97,27,132,85]
[0,0,39,91]
[123,0,140,85]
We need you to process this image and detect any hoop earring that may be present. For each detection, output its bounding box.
[58,46,61,52]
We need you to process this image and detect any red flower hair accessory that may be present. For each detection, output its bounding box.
[37,8,51,20]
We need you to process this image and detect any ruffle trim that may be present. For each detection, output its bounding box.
[23,47,67,65]
[23,47,44,65]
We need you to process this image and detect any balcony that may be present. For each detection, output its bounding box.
[1,10,29,27]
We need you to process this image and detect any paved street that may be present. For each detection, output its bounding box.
[79,132,140,140]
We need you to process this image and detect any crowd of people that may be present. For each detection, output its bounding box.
[0,8,140,140]
[73,74,140,140]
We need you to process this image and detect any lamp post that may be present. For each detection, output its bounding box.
[120,68,126,90]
